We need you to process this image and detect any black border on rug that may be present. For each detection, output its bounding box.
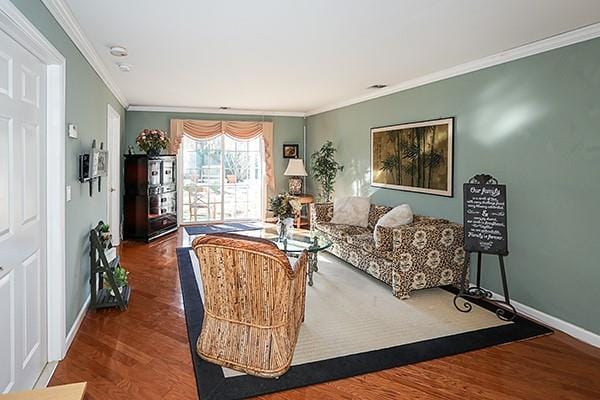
[176,247,551,400]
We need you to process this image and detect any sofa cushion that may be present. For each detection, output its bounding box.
[330,196,371,227]
[413,215,449,225]
[367,204,393,230]
[374,225,395,251]
[345,233,394,258]
[374,214,451,252]
[315,222,371,241]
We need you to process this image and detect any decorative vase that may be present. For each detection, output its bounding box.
[277,217,294,241]
[146,148,161,156]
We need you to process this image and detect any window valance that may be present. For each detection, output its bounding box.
[169,119,275,191]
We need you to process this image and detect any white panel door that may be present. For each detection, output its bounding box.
[0,29,47,393]
[106,104,120,245]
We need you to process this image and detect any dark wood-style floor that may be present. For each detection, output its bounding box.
[50,229,600,399]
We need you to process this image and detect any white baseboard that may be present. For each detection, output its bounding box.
[34,361,58,389]
[472,285,600,348]
[65,295,90,354]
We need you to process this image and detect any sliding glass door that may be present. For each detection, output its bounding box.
[181,134,263,223]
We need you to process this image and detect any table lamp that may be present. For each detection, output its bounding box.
[284,159,308,195]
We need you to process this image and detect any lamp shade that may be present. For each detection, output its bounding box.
[284,159,308,176]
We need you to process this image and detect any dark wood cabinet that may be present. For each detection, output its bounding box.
[123,155,178,241]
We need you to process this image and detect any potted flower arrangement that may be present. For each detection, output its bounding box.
[269,193,302,240]
[136,129,169,156]
[104,265,129,297]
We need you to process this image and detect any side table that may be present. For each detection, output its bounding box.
[292,194,314,229]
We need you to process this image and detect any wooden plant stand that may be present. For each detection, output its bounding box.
[90,221,130,310]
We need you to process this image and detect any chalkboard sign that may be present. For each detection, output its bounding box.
[463,179,508,255]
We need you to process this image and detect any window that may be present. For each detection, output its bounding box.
[181,134,263,223]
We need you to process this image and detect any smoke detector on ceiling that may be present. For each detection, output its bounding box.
[109,45,128,57]
[116,62,132,72]
[367,84,388,89]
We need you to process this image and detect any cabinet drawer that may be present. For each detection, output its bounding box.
[149,214,177,235]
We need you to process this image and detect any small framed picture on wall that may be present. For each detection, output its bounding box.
[283,144,299,159]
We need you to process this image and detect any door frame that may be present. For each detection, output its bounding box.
[106,104,120,245]
[0,0,67,363]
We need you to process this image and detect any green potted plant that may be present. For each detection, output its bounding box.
[99,223,111,243]
[269,193,302,240]
[136,129,169,156]
[104,265,129,296]
[310,140,344,202]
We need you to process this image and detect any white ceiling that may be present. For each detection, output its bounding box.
[63,0,600,114]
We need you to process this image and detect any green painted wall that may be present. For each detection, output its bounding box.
[307,38,600,334]
[124,111,305,195]
[11,1,126,332]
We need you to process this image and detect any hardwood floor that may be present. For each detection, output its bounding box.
[50,229,600,399]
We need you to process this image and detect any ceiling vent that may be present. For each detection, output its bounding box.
[367,84,388,89]
[116,62,132,72]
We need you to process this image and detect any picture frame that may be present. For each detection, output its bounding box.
[370,117,454,197]
[89,148,108,178]
[283,144,299,159]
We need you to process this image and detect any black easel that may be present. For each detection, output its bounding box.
[453,174,516,321]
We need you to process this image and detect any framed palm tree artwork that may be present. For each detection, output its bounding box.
[370,117,454,197]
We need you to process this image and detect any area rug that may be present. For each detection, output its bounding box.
[184,222,262,236]
[177,248,551,400]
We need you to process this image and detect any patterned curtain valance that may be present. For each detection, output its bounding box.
[169,119,275,191]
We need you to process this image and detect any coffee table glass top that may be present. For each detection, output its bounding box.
[236,227,332,254]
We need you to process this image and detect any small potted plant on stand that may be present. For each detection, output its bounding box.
[104,265,129,297]
[136,129,169,156]
[269,193,302,241]
[99,223,112,244]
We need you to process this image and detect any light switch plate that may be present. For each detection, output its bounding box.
[66,185,71,202]
[68,123,78,139]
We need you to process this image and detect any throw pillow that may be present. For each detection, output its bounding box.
[330,196,371,227]
[373,204,414,249]
[376,203,414,227]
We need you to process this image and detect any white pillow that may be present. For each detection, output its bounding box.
[375,204,413,228]
[330,196,371,227]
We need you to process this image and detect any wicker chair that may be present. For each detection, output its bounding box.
[192,233,309,378]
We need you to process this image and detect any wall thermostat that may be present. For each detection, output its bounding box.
[68,123,78,139]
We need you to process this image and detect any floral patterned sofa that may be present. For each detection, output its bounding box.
[310,202,468,299]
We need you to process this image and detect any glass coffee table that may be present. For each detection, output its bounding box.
[236,228,332,286]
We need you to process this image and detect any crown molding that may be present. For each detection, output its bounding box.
[33,0,600,116]
[127,105,306,118]
[41,0,129,108]
[306,22,600,116]
[0,0,65,64]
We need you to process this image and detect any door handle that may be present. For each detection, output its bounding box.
[110,188,116,192]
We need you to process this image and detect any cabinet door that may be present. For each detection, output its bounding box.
[148,159,161,186]
[162,158,175,185]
